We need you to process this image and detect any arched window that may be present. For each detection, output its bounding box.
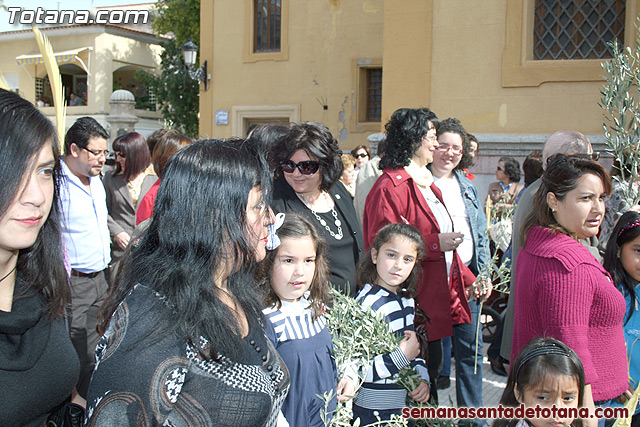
[113,65,156,111]
[60,64,87,106]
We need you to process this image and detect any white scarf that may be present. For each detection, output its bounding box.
[404,159,434,188]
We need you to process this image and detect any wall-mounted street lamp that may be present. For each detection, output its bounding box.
[182,39,209,91]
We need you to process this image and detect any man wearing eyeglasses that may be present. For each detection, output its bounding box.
[59,116,111,403]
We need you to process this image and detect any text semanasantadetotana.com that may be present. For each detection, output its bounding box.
[6,7,149,25]
[402,405,630,420]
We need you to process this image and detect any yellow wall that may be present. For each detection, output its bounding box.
[201,0,640,145]
[383,0,640,135]
[200,0,384,148]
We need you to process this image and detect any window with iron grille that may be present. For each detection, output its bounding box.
[254,0,281,53]
[366,68,382,122]
[534,0,625,60]
[35,77,44,98]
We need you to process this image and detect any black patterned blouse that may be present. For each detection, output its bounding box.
[85,284,290,426]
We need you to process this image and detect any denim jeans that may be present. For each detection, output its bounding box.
[441,336,452,377]
[452,299,485,427]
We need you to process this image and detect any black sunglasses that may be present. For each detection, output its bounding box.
[354,153,368,159]
[280,160,320,175]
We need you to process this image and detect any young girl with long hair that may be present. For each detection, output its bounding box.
[603,210,640,423]
[260,212,355,426]
[353,222,430,425]
[493,337,586,427]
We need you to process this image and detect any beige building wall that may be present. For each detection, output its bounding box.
[200,0,384,149]
[0,27,162,132]
[383,0,640,135]
[201,0,639,153]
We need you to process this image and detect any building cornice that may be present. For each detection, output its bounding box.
[0,24,167,45]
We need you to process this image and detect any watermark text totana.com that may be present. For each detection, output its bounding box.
[7,7,150,26]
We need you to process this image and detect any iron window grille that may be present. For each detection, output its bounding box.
[254,0,281,53]
[533,0,625,60]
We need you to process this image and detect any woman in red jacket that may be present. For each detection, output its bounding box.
[363,108,478,404]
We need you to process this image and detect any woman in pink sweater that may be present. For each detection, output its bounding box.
[513,154,628,418]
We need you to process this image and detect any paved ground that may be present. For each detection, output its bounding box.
[438,342,508,408]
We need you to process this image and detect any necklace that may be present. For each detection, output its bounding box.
[298,192,344,240]
[0,265,17,283]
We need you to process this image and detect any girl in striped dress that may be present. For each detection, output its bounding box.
[260,212,355,426]
[354,223,431,425]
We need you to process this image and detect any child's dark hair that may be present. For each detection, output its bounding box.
[356,223,426,298]
[603,210,640,324]
[258,212,331,319]
[493,337,585,427]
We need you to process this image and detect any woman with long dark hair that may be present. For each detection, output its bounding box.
[103,132,153,270]
[86,139,289,426]
[513,154,628,423]
[0,89,80,425]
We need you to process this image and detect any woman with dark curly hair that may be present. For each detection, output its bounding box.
[429,118,491,412]
[363,108,477,404]
[486,156,524,212]
[270,122,364,296]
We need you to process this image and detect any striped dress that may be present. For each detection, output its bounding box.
[354,283,430,412]
[263,298,337,427]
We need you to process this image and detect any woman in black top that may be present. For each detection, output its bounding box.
[87,139,289,426]
[0,89,80,426]
[270,122,365,295]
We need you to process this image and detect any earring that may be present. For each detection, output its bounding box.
[551,208,556,213]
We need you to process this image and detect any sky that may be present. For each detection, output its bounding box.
[0,1,157,32]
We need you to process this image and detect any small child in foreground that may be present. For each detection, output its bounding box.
[260,212,355,426]
[493,336,585,427]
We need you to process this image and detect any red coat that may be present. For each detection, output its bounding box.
[363,168,474,340]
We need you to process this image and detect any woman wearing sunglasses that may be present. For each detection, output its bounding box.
[270,122,365,296]
[351,145,371,172]
[485,156,524,214]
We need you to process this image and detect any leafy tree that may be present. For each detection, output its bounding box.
[600,20,640,207]
[136,0,201,138]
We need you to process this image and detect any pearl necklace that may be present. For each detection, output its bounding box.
[297,192,344,240]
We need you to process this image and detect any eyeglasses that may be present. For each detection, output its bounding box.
[424,133,437,142]
[573,152,600,161]
[80,146,110,157]
[115,152,126,158]
[280,160,320,175]
[436,144,463,155]
[354,153,369,159]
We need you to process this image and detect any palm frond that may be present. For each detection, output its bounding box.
[32,25,66,150]
[0,73,9,91]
